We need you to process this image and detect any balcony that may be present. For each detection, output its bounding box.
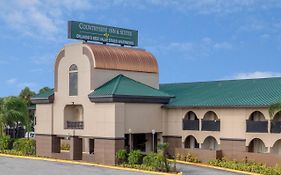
[246,120,268,133]
[66,121,84,129]
[201,120,220,131]
[271,121,281,133]
[182,119,199,130]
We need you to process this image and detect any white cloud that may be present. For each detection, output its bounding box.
[232,71,281,79]
[144,37,233,60]
[107,0,281,15]
[5,78,17,85]
[0,0,93,41]
[214,42,232,49]
[30,54,54,65]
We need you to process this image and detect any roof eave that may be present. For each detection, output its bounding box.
[30,95,54,104]
[162,104,270,109]
[88,94,171,104]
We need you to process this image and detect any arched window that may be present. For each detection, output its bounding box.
[271,139,281,155]
[184,135,199,149]
[248,138,266,153]
[202,136,219,150]
[184,111,198,120]
[249,111,265,121]
[69,64,78,96]
[273,111,281,122]
[203,111,218,121]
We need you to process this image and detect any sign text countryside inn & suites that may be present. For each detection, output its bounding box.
[68,21,138,46]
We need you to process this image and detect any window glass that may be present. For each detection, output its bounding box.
[69,64,78,96]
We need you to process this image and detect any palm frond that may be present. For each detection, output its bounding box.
[269,102,281,119]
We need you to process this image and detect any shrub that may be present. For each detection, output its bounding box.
[0,136,10,150]
[208,159,281,175]
[116,149,127,164]
[128,150,142,165]
[143,152,159,167]
[175,152,200,163]
[13,138,35,155]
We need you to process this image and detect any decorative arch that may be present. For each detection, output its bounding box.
[271,139,281,155]
[248,111,266,121]
[273,111,281,121]
[184,135,199,149]
[54,46,95,92]
[201,136,219,150]
[248,138,267,153]
[184,111,198,120]
[64,105,84,129]
[203,111,219,120]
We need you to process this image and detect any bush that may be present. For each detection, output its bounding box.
[208,159,281,175]
[128,150,142,165]
[13,138,35,155]
[0,136,10,150]
[143,152,158,167]
[175,153,200,163]
[116,149,127,164]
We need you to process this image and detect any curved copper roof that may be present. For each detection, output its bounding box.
[84,43,158,73]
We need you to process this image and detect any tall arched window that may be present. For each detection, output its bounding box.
[69,64,78,96]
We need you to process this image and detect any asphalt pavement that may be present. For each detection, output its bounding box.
[0,156,244,175]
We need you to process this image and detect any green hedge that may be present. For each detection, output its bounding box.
[128,150,142,165]
[13,138,35,155]
[208,159,281,175]
[175,153,200,163]
[0,136,10,150]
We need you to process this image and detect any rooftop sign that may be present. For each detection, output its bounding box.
[68,21,138,46]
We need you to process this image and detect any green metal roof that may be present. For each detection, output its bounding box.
[89,74,172,99]
[160,77,281,108]
[30,89,54,104]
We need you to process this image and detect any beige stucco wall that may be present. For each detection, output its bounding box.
[39,43,162,139]
[123,103,163,134]
[163,107,280,149]
[35,104,53,135]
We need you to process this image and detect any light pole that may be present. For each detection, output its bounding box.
[152,129,156,152]
[128,128,132,151]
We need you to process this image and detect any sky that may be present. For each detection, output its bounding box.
[1,0,281,96]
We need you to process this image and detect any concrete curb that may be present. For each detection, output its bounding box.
[170,159,261,175]
[0,153,181,175]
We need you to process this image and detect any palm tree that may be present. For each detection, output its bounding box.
[19,87,36,106]
[269,102,281,119]
[1,97,29,138]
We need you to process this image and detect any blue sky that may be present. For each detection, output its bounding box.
[1,0,281,96]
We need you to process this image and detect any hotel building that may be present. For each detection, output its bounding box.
[31,42,281,166]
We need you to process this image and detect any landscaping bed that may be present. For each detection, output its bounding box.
[208,159,281,175]
[116,143,179,174]
[0,136,35,156]
[174,151,281,175]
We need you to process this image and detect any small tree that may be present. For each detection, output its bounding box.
[157,143,170,172]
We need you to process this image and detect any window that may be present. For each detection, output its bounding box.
[69,64,78,96]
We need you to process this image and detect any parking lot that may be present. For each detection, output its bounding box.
[0,156,243,175]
